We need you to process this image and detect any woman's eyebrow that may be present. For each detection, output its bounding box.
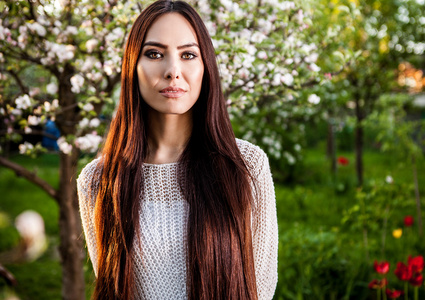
[177,43,200,49]
[142,41,200,49]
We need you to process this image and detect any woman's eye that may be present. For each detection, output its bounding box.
[182,53,197,60]
[145,51,163,59]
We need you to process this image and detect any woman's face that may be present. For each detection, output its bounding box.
[137,13,204,117]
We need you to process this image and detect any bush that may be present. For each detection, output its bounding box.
[275,225,364,300]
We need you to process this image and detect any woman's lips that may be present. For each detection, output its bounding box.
[159,87,186,98]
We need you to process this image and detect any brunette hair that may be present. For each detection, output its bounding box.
[94,1,257,299]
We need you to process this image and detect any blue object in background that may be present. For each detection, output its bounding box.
[42,119,60,151]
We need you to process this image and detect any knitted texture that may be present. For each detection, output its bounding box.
[77,138,278,299]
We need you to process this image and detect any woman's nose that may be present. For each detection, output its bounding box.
[164,57,181,80]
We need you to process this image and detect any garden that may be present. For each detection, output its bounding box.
[0,0,425,299]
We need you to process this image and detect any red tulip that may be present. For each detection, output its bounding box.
[386,289,403,299]
[394,262,412,281]
[337,156,349,166]
[368,278,388,289]
[374,260,390,274]
[409,272,423,287]
[408,255,424,273]
[404,216,414,227]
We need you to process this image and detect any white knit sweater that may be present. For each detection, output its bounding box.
[77,138,278,299]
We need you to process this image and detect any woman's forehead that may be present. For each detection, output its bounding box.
[144,13,199,46]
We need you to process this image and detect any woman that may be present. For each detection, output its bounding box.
[77,1,277,299]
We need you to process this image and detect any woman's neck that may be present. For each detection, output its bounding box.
[145,109,193,164]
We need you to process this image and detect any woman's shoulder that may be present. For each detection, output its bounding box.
[77,156,103,193]
[236,138,269,176]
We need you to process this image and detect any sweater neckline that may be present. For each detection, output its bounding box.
[143,162,179,167]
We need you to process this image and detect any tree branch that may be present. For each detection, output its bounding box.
[26,0,37,20]
[0,264,17,286]
[0,156,58,201]
[0,129,59,140]
[7,69,29,95]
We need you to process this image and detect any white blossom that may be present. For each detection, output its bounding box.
[57,137,73,155]
[257,51,268,59]
[308,94,321,104]
[24,126,32,134]
[52,99,59,109]
[11,109,23,116]
[279,1,295,10]
[301,43,316,53]
[284,151,296,165]
[79,118,89,128]
[281,73,294,86]
[386,175,394,184]
[15,95,32,109]
[296,9,304,24]
[309,63,321,72]
[198,0,212,15]
[28,115,41,126]
[272,74,281,86]
[75,133,102,153]
[305,53,319,63]
[46,82,58,95]
[27,22,46,36]
[285,58,294,65]
[44,101,51,112]
[105,28,124,43]
[89,118,101,128]
[70,74,85,93]
[251,32,267,43]
[0,24,11,40]
[85,39,98,53]
[65,26,78,35]
[204,21,216,36]
[19,142,34,154]
[15,210,47,261]
[43,42,75,64]
[80,56,99,72]
[87,72,103,82]
[52,26,62,36]
[103,60,115,76]
[18,32,28,49]
[82,103,94,112]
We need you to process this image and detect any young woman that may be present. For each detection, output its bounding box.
[77,1,277,299]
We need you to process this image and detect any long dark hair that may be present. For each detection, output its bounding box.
[94,1,257,299]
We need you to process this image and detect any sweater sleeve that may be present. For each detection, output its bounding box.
[237,139,278,300]
[252,149,278,300]
[77,158,102,277]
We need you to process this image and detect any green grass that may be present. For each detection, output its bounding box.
[0,148,424,299]
[273,147,425,299]
[0,153,96,299]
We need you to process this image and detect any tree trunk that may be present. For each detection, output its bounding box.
[55,63,85,300]
[58,150,85,300]
[354,98,364,187]
[355,124,363,187]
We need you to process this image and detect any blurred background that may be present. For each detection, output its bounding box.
[0,0,424,299]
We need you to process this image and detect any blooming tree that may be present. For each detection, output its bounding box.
[1,1,136,298]
[193,0,356,180]
[0,0,352,297]
[314,0,425,186]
